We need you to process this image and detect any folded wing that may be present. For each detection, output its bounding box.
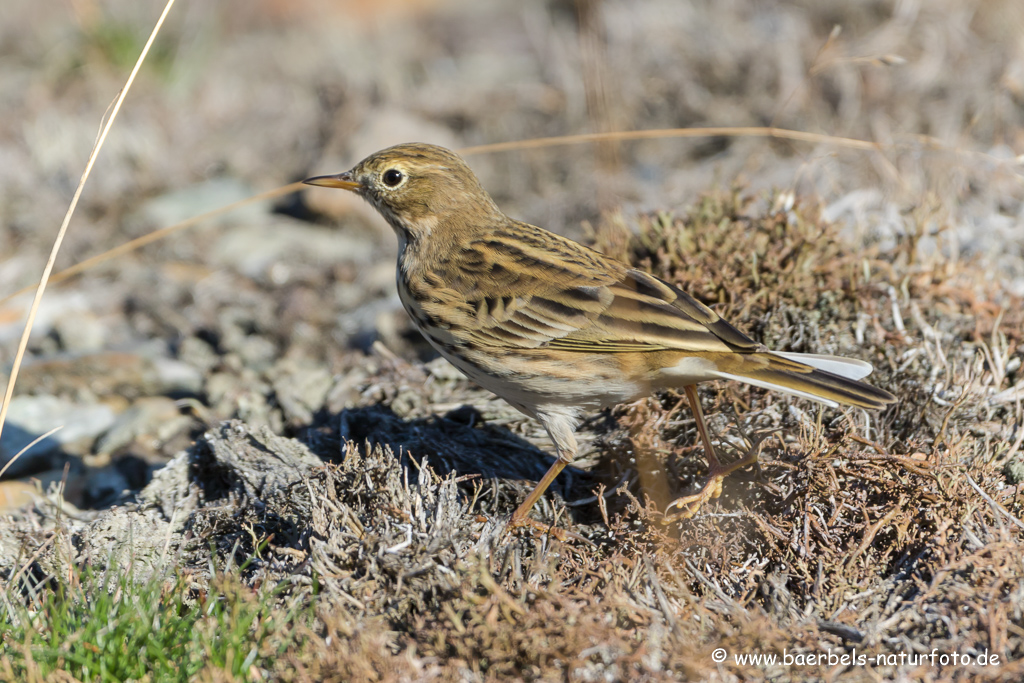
[457,223,760,355]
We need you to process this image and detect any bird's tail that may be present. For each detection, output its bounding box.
[708,351,895,409]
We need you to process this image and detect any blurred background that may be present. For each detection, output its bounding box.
[1,0,1023,505]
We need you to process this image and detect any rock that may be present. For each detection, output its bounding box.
[269,357,333,426]
[0,422,66,478]
[211,218,375,279]
[4,421,327,585]
[11,351,203,399]
[93,396,191,456]
[177,335,220,374]
[0,395,117,477]
[234,335,279,372]
[206,369,277,428]
[81,466,130,507]
[8,466,130,510]
[0,291,91,346]
[127,177,268,235]
[192,420,324,501]
[151,356,205,395]
[52,309,108,353]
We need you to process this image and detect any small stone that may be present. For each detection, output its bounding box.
[270,358,333,425]
[127,177,267,236]
[177,335,221,374]
[94,396,190,456]
[52,310,108,353]
[0,395,118,477]
[12,351,202,399]
[212,219,375,279]
[1005,457,1024,485]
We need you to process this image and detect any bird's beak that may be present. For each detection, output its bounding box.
[302,171,360,191]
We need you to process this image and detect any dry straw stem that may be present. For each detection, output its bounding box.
[460,126,1024,173]
[0,426,62,481]
[4,123,1018,313]
[0,182,305,306]
[0,1,178,456]
[459,126,879,155]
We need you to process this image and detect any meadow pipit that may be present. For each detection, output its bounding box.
[304,143,895,532]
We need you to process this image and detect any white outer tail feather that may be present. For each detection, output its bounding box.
[773,352,873,380]
[711,352,875,409]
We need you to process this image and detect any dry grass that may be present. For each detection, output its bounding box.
[297,193,1024,681]
[2,188,1022,683]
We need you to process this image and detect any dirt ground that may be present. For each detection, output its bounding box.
[1,1,1023,681]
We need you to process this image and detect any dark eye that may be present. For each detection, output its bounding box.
[382,169,404,187]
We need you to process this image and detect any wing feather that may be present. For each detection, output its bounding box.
[452,223,759,355]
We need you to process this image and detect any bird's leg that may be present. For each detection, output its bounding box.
[662,385,758,523]
[506,457,591,544]
[505,413,590,542]
[507,457,569,528]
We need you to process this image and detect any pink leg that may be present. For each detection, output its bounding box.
[662,385,758,522]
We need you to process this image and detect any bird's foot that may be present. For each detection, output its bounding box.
[660,447,760,523]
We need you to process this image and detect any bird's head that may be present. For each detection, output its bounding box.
[303,143,501,242]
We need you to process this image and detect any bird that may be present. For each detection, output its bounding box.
[303,142,895,533]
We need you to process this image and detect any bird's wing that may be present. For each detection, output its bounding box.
[441,224,760,354]
[544,268,760,354]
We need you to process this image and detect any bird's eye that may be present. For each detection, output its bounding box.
[382,169,404,187]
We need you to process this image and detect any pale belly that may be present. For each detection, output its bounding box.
[424,332,645,417]
[393,255,711,418]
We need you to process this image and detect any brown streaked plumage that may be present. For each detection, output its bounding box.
[304,143,896,532]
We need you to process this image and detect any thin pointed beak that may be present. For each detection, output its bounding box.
[302,171,360,191]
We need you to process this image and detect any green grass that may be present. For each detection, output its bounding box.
[0,564,315,683]
[85,19,178,78]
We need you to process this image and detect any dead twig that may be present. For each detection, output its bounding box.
[966,475,1024,533]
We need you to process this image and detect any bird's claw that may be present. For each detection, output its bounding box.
[659,447,760,524]
[503,514,594,545]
